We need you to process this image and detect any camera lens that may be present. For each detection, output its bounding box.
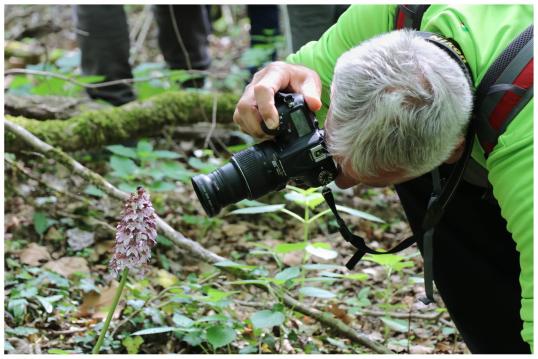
[191,162,248,217]
[191,144,284,217]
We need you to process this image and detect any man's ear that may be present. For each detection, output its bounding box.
[444,137,466,164]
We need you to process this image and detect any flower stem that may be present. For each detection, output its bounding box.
[92,267,129,354]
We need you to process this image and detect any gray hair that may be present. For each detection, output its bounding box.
[328,29,473,178]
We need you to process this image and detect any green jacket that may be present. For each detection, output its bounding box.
[287,5,533,349]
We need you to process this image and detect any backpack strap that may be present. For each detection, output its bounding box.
[475,25,534,157]
[394,5,430,30]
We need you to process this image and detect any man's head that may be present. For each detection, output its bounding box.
[325,29,473,188]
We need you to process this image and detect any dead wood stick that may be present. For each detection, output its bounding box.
[5,119,392,354]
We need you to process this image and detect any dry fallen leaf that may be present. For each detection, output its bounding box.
[282,251,303,267]
[79,281,124,319]
[19,243,51,266]
[222,223,249,237]
[410,345,434,354]
[66,228,95,251]
[44,256,90,277]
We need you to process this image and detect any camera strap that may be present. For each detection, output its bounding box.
[321,120,476,304]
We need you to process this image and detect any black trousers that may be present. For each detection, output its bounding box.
[395,164,530,353]
[75,5,211,106]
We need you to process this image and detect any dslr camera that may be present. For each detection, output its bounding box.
[192,92,337,216]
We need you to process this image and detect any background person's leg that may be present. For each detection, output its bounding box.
[75,5,135,106]
[394,165,530,354]
[286,5,348,52]
[153,5,211,88]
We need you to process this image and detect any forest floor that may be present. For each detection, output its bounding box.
[4,5,469,354]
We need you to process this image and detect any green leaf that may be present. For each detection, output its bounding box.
[148,181,175,192]
[110,155,139,178]
[183,330,203,346]
[363,253,414,272]
[305,244,337,260]
[302,264,345,271]
[250,310,285,329]
[239,345,258,354]
[136,139,153,154]
[206,325,236,348]
[131,327,176,336]
[156,235,173,247]
[274,267,301,282]
[380,317,409,332]
[35,295,63,314]
[299,287,336,299]
[33,211,52,236]
[153,150,182,159]
[274,242,306,254]
[172,313,194,327]
[229,204,285,215]
[83,185,105,197]
[106,145,138,159]
[5,326,38,336]
[335,205,385,223]
[48,349,75,354]
[8,298,28,320]
[122,335,144,354]
[284,191,325,209]
[188,157,218,174]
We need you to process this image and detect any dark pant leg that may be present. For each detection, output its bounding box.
[153,5,211,71]
[394,166,530,354]
[287,5,349,52]
[152,5,211,89]
[246,5,280,75]
[75,5,135,106]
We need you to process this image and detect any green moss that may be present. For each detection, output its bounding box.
[6,91,239,152]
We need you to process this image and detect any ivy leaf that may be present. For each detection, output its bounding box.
[206,325,236,348]
[299,287,336,299]
[35,295,63,314]
[33,212,53,236]
[250,310,285,329]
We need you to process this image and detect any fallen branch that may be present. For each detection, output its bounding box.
[5,119,392,354]
[5,94,106,120]
[6,91,238,153]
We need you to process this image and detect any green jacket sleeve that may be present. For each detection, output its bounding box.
[487,100,534,351]
[286,5,397,124]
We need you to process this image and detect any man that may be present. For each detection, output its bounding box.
[233,5,532,354]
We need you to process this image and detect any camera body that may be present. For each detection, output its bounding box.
[192,92,337,216]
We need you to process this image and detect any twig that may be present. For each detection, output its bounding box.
[4,68,210,90]
[130,5,153,65]
[168,5,192,71]
[5,119,393,354]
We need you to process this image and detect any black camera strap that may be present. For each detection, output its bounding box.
[321,120,476,304]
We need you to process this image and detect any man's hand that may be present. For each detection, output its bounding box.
[233,61,323,139]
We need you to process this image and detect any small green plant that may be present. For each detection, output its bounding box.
[105,139,194,193]
[363,252,416,337]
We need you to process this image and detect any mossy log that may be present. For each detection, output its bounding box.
[5,91,239,152]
